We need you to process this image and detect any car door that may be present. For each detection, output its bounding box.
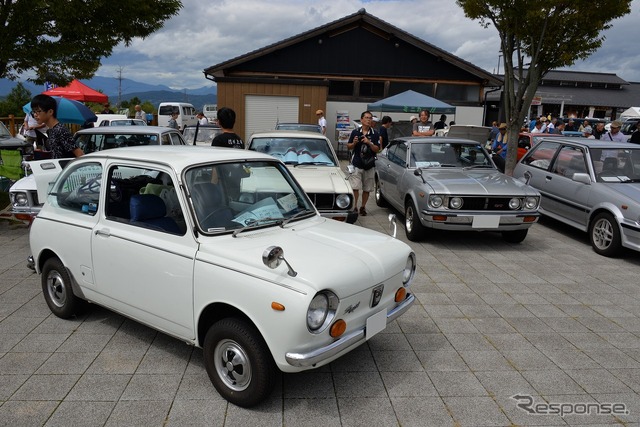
[518,141,562,214]
[544,145,592,228]
[379,141,406,209]
[90,162,197,339]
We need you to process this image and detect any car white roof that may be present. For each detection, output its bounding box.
[77,126,178,135]
[81,145,276,171]
[249,130,330,140]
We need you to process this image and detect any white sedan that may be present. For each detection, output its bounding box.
[30,146,416,407]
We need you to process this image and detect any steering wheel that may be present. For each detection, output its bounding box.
[201,207,232,229]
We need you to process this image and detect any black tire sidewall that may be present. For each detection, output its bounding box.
[41,257,80,319]
[203,318,276,408]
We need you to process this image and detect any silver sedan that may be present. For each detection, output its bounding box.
[375,137,540,242]
[513,137,640,256]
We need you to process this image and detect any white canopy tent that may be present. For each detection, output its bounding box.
[620,107,640,120]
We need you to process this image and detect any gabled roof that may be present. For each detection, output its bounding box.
[204,9,501,87]
[542,70,629,85]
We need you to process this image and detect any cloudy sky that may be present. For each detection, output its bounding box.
[99,0,640,89]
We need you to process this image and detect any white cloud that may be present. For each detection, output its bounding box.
[98,0,640,88]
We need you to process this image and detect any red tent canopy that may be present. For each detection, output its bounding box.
[42,79,108,103]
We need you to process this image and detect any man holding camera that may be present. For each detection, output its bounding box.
[347,111,380,216]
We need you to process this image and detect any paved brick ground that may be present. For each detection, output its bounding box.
[1,200,640,426]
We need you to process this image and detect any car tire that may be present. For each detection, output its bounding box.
[405,199,425,241]
[374,177,387,207]
[502,229,528,243]
[203,318,276,408]
[41,257,83,319]
[589,212,621,257]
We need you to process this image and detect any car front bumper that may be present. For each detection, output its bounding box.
[284,292,415,368]
[420,210,540,231]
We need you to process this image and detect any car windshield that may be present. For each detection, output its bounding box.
[589,147,640,182]
[109,120,146,126]
[184,160,315,233]
[0,122,12,137]
[409,142,492,168]
[76,133,161,153]
[182,127,223,145]
[248,137,337,166]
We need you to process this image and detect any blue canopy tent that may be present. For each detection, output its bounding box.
[367,90,456,115]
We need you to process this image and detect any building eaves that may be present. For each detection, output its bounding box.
[203,8,502,87]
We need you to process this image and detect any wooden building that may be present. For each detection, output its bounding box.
[204,8,501,141]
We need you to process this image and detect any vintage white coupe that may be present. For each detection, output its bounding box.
[30,146,416,407]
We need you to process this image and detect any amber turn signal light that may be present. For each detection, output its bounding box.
[330,319,346,338]
[432,215,447,222]
[395,287,407,302]
[523,216,537,223]
[271,302,285,311]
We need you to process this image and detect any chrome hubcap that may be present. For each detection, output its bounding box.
[593,218,613,249]
[46,271,66,308]
[214,339,251,391]
[406,206,414,233]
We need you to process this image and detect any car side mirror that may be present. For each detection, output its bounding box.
[572,173,591,184]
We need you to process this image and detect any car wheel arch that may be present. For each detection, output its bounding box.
[197,302,259,348]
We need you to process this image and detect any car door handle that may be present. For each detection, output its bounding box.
[95,228,111,237]
[545,175,553,181]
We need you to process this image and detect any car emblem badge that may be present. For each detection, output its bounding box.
[344,301,360,314]
[370,284,384,308]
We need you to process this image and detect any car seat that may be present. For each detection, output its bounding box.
[190,182,234,229]
[129,194,181,234]
[442,146,458,164]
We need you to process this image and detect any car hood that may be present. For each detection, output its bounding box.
[421,169,538,196]
[604,182,640,204]
[197,217,409,297]
[286,166,351,194]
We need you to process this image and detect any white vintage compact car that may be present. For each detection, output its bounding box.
[247,130,358,223]
[30,146,416,407]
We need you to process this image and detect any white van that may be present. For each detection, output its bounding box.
[203,104,217,123]
[157,102,197,130]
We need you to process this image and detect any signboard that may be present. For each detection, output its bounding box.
[531,96,542,106]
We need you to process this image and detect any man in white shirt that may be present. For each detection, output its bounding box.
[316,109,327,135]
[604,121,628,142]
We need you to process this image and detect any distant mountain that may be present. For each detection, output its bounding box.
[0,76,216,109]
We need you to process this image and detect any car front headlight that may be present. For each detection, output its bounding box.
[449,197,463,210]
[429,195,443,208]
[403,253,416,285]
[307,291,338,333]
[336,194,351,209]
[11,192,28,207]
[524,196,539,210]
[509,197,521,210]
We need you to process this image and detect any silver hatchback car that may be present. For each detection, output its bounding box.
[513,137,640,256]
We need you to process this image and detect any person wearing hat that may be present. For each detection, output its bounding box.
[316,109,327,135]
[605,120,627,142]
[538,116,548,133]
[409,115,417,125]
[583,126,595,139]
[491,123,508,172]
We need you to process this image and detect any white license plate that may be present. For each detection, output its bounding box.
[472,215,500,228]
[366,309,387,340]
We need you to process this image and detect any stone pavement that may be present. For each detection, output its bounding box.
[1,202,640,426]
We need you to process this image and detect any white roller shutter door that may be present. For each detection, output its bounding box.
[245,95,299,139]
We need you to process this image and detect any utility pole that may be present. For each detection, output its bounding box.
[116,66,124,107]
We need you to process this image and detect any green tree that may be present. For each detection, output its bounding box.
[0,0,182,85]
[458,0,631,175]
[0,82,31,116]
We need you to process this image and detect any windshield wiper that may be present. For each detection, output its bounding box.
[281,208,315,226]
[464,164,494,170]
[294,162,333,167]
[232,217,283,237]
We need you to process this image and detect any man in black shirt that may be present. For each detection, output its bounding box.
[211,107,244,149]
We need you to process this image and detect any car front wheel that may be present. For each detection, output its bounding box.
[405,199,425,241]
[374,178,387,207]
[589,212,621,257]
[203,318,276,407]
[502,229,528,243]
[41,257,83,319]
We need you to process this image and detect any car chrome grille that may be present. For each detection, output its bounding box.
[308,193,335,210]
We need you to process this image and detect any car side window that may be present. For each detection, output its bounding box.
[392,143,407,167]
[52,162,103,214]
[523,141,560,171]
[106,165,186,235]
[170,133,184,145]
[551,146,587,178]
